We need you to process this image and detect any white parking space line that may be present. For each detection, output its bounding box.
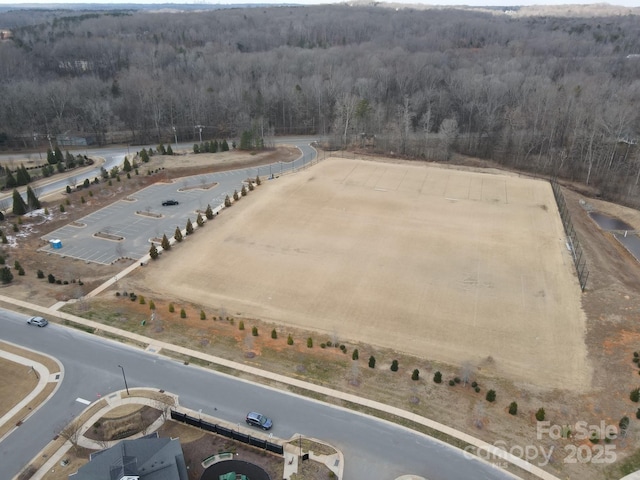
[76,398,91,405]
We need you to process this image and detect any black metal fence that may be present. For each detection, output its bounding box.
[170,410,284,455]
[550,178,589,291]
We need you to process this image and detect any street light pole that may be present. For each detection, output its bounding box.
[117,364,130,395]
[195,125,204,143]
[172,126,178,147]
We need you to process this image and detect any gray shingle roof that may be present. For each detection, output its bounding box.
[70,436,188,480]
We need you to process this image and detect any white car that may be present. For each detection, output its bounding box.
[27,316,48,327]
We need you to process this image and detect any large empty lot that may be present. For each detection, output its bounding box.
[138,158,589,390]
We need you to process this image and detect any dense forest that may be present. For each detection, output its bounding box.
[0,5,639,204]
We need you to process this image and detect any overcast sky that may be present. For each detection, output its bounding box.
[0,0,637,7]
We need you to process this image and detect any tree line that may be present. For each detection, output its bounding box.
[0,5,639,205]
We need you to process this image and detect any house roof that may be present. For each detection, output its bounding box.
[70,436,188,480]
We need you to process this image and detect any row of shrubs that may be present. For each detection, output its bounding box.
[149,178,261,260]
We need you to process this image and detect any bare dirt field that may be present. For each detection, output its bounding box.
[6,146,640,480]
[137,158,588,391]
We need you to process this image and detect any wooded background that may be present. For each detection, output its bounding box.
[0,5,639,205]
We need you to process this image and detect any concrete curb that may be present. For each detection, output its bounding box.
[0,293,560,480]
[26,388,342,480]
[0,344,63,443]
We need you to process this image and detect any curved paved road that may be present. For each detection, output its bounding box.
[0,312,516,480]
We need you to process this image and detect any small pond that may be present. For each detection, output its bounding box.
[589,211,640,261]
[588,211,634,231]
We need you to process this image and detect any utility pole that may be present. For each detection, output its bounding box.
[195,125,204,143]
[118,364,130,395]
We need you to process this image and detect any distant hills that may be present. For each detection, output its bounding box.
[0,2,637,17]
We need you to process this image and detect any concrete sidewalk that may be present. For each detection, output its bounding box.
[0,288,561,480]
[0,346,63,443]
[23,388,341,480]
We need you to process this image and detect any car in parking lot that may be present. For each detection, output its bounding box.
[245,411,273,430]
[162,199,179,206]
[27,316,48,327]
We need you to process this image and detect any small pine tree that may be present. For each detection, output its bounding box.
[12,189,28,215]
[631,388,640,403]
[509,402,518,415]
[48,273,56,283]
[166,144,173,155]
[241,184,247,196]
[180,308,186,318]
[37,269,44,278]
[620,416,630,432]
[123,157,132,172]
[307,337,313,348]
[26,186,41,209]
[434,371,442,384]
[186,218,194,235]
[149,244,159,259]
[0,266,13,284]
[256,175,261,186]
[139,295,146,304]
[287,334,294,345]
[197,212,204,226]
[412,369,420,381]
[161,234,171,250]
[5,169,17,188]
[486,389,497,402]
[1,230,7,244]
[636,408,640,420]
[149,300,156,310]
[169,303,175,313]
[390,359,399,372]
[252,326,259,336]
[535,408,545,421]
[225,195,231,207]
[233,190,239,201]
[174,227,183,242]
[60,204,65,213]
[239,320,245,330]
[368,356,376,368]
[352,349,359,360]
[205,204,214,219]
[271,329,277,339]
[200,310,206,320]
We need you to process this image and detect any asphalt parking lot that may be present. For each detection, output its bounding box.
[39,169,250,265]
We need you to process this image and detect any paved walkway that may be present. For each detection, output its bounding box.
[0,346,63,444]
[0,287,561,480]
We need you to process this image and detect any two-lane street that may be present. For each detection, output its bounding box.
[1,308,516,480]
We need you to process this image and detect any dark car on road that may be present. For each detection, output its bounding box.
[245,412,273,430]
[27,316,48,327]
[162,200,179,206]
